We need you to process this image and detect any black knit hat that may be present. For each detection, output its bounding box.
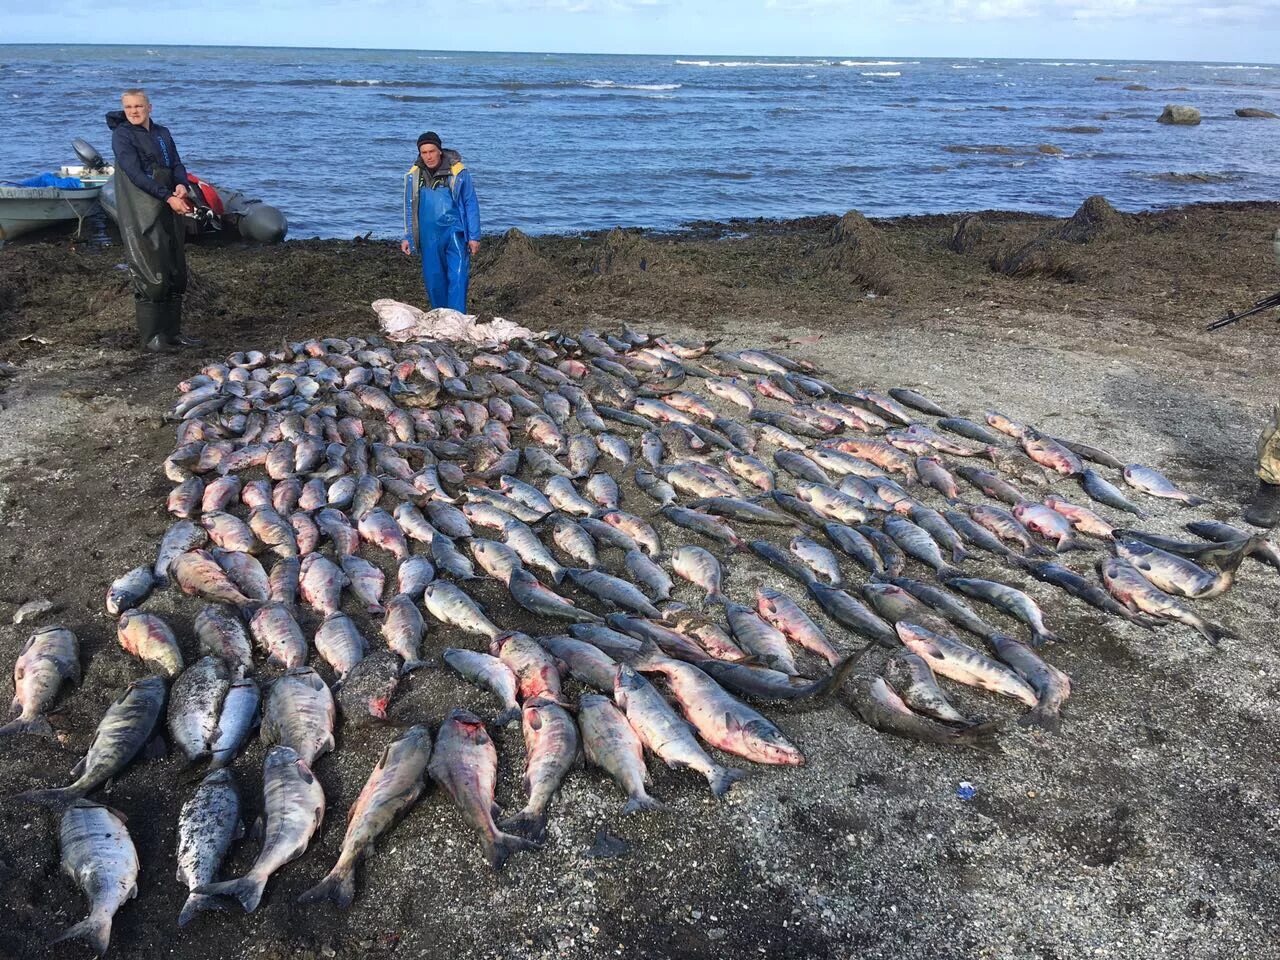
[416,131,442,149]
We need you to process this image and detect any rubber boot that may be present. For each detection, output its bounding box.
[136,301,175,353]
[163,297,204,349]
[1243,481,1280,529]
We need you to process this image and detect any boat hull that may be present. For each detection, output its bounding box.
[0,186,103,246]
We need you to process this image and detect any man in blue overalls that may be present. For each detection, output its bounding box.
[401,131,481,312]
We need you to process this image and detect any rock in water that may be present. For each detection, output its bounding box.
[1235,108,1278,119]
[1157,104,1201,126]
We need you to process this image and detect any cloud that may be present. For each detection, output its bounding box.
[767,0,1280,23]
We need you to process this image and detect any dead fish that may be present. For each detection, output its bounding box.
[940,575,1060,647]
[1,625,80,737]
[578,693,663,813]
[18,675,166,807]
[428,708,539,869]
[888,387,950,417]
[193,745,325,913]
[614,666,745,797]
[154,520,208,586]
[1123,464,1208,506]
[298,725,432,908]
[789,536,844,586]
[895,622,1038,707]
[443,648,521,725]
[1080,468,1147,517]
[261,667,335,766]
[502,699,579,840]
[756,586,841,666]
[846,676,1001,753]
[671,545,724,605]
[625,549,675,601]
[168,656,233,764]
[176,768,243,925]
[194,606,254,672]
[50,801,140,955]
[987,633,1071,734]
[1114,538,1250,600]
[882,652,970,724]
[116,610,184,679]
[105,566,156,616]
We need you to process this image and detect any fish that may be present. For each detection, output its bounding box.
[686,496,794,526]
[105,566,156,616]
[249,603,308,668]
[625,549,675,601]
[756,586,841,666]
[193,605,254,672]
[1186,520,1280,573]
[1122,464,1208,506]
[1080,468,1147,517]
[168,656,233,764]
[314,612,369,681]
[1114,538,1251,600]
[937,417,1005,446]
[2,625,80,737]
[261,667,336,766]
[1020,428,1083,477]
[671,545,725,605]
[299,725,433,908]
[823,522,883,574]
[986,633,1072,734]
[154,520,208,586]
[508,568,602,623]
[944,508,1021,563]
[212,548,272,601]
[895,622,1039,707]
[614,666,745,797]
[789,536,844,586]
[503,698,579,839]
[193,745,325,913]
[888,387,950,417]
[536,634,621,692]
[176,768,243,925]
[882,515,959,577]
[882,652,970,724]
[578,693,663,813]
[940,575,1060,647]
[18,675,166,807]
[209,677,260,771]
[632,642,804,765]
[846,677,1002,753]
[50,801,139,955]
[172,549,258,612]
[877,575,999,640]
[1043,495,1115,540]
[954,465,1025,506]
[428,708,539,869]
[1012,501,1092,552]
[381,593,428,670]
[397,556,437,599]
[806,581,899,648]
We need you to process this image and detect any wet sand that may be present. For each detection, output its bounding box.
[1,199,1278,959]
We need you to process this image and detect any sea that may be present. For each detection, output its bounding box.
[1,45,1277,239]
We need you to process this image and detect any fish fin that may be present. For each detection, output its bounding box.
[1198,619,1237,647]
[1057,537,1095,553]
[499,808,547,842]
[622,794,665,814]
[1182,495,1209,507]
[706,765,747,798]
[631,640,666,670]
[296,868,357,910]
[178,892,227,926]
[193,875,267,913]
[50,913,112,956]
[957,718,1005,754]
[249,816,264,841]
[69,756,87,778]
[935,565,963,582]
[1019,705,1063,735]
[950,546,968,564]
[812,647,870,700]
[143,734,168,761]
[484,829,541,870]
[495,707,522,727]
[400,659,430,675]
[15,785,79,809]
[0,715,54,737]
[1027,545,1056,558]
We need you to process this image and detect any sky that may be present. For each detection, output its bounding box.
[0,0,1277,63]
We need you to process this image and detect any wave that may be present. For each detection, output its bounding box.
[861,71,900,77]
[675,59,818,68]
[1203,64,1273,69]
[839,60,915,66]
[951,65,978,69]
[583,80,682,91]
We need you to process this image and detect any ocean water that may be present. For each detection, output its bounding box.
[1,45,1277,239]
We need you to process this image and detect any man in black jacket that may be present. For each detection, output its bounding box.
[108,89,200,352]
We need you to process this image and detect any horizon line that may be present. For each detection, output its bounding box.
[0,42,1277,68]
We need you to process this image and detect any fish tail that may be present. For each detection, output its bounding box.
[550,566,567,585]
[1197,618,1238,647]
[1182,494,1209,507]
[1027,544,1057,558]
[951,546,969,564]
[631,640,666,670]
[50,912,112,956]
[706,765,747,798]
[495,706,522,727]
[484,829,541,870]
[296,867,357,910]
[194,874,267,913]
[1205,537,1258,574]
[177,891,227,926]
[935,565,963,582]
[1030,628,1060,648]
[15,785,80,809]
[957,718,1005,754]
[1019,704,1063,735]
[400,658,430,675]
[500,808,548,841]
[813,647,869,700]
[367,603,386,615]
[622,793,665,814]
[0,715,53,737]
[1057,537,1094,553]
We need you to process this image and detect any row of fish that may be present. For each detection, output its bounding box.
[8,325,1272,955]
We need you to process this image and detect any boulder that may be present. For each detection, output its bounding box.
[1236,108,1279,119]
[1157,105,1201,126]
[1124,84,1152,91]
[1037,144,1064,155]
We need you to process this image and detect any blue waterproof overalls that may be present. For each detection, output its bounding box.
[403,155,481,312]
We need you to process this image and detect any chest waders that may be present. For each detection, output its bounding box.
[417,173,470,312]
[114,154,190,349]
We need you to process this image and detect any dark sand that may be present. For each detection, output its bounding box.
[1,200,1278,960]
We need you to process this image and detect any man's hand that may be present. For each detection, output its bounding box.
[166,195,190,214]
[467,240,481,256]
[173,184,188,199]
[400,239,412,256]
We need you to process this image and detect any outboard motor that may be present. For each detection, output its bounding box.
[73,138,108,172]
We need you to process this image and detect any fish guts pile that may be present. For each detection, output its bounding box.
[8,326,1273,953]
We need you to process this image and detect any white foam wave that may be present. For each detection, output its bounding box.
[584,80,682,90]
[861,71,901,77]
[675,59,816,68]
[839,60,915,66]
[1203,64,1273,69]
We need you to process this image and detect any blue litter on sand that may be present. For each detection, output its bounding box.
[956,781,977,801]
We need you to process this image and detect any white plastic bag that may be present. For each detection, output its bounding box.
[371,299,539,346]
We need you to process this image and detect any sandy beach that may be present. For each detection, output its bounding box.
[1,198,1279,959]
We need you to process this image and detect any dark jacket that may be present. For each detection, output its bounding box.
[107,110,189,201]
